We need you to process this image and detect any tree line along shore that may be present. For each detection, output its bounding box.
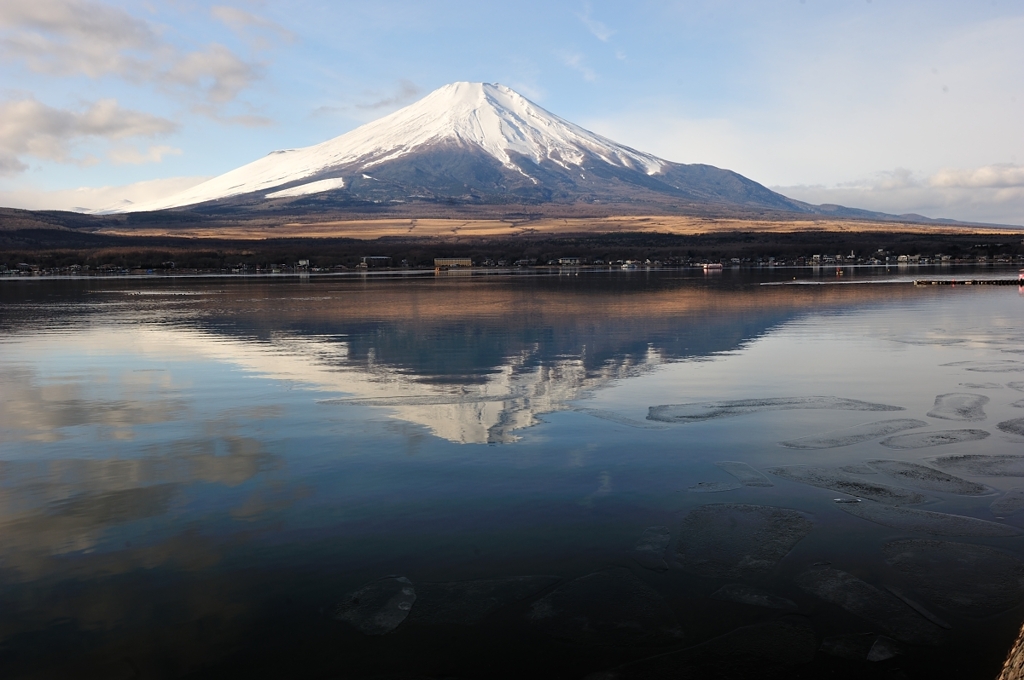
[2,228,1023,276]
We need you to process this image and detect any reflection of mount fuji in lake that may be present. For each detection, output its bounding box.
[155,275,911,444]
[1,275,914,444]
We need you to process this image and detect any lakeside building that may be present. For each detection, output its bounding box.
[434,258,473,269]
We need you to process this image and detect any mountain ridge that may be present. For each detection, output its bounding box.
[98,82,1008,228]
[109,82,821,216]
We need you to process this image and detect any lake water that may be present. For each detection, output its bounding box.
[1,268,1023,679]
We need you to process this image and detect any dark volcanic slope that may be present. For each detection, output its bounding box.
[198,143,811,217]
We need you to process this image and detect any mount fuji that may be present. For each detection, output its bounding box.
[116,82,821,216]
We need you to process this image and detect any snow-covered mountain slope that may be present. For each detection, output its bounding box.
[119,82,670,213]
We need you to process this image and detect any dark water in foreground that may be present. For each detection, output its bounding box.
[1,268,1024,679]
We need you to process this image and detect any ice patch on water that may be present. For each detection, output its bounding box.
[884,540,1024,617]
[406,576,558,625]
[715,461,773,487]
[675,504,813,578]
[943,360,1024,372]
[866,459,990,496]
[767,466,928,505]
[796,566,942,645]
[880,429,990,449]
[992,489,1024,515]
[960,382,1003,389]
[526,568,682,646]
[780,419,927,449]
[711,584,797,611]
[333,576,417,635]
[687,481,742,493]
[932,454,1024,477]
[648,397,903,423]
[821,634,904,662]
[927,393,989,421]
[998,418,1024,436]
[838,501,1021,536]
[573,407,667,429]
[609,619,817,677]
[633,526,671,572]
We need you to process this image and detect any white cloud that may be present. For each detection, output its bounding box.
[0,0,154,78]
[930,164,1024,189]
[0,98,178,174]
[0,0,265,111]
[0,175,209,212]
[165,43,264,105]
[774,165,1024,226]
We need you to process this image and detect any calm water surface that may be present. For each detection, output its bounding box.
[1,269,1023,679]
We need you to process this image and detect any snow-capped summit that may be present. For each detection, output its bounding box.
[117,82,807,214]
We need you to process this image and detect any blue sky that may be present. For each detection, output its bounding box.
[1,0,1022,223]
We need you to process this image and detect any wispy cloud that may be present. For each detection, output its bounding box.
[578,2,614,42]
[211,5,295,50]
[0,175,210,212]
[355,79,422,110]
[107,144,182,165]
[0,97,178,174]
[560,51,597,82]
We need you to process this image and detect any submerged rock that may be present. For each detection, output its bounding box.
[633,526,671,571]
[333,576,417,635]
[927,393,990,421]
[767,466,927,505]
[780,419,926,449]
[931,454,1024,477]
[711,584,797,611]
[883,539,1024,617]
[647,396,903,423]
[526,568,682,646]
[407,576,558,625]
[675,504,813,579]
[837,500,1022,537]
[879,429,990,449]
[796,566,942,645]
[866,459,989,495]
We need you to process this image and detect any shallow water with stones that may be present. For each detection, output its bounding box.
[1,267,1023,679]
